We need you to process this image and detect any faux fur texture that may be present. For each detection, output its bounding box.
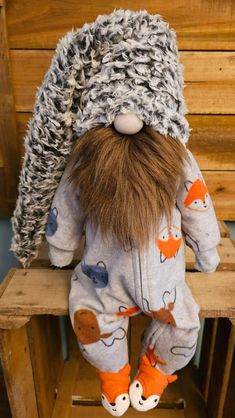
[11,8,190,266]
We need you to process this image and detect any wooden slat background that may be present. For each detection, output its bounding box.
[5,0,235,50]
[0,0,235,218]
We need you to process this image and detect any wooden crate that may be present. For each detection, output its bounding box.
[0,227,234,418]
[199,318,235,418]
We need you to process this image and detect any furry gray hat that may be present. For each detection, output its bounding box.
[11,8,190,267]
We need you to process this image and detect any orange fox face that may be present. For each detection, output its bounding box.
[97,363,131,416]
[151,306,176,327]
[129,355,177,412]
[150,288,177,327]
[184,179,211,212]
[156,225,182,262]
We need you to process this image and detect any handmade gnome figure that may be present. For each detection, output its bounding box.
[11,9,220,417]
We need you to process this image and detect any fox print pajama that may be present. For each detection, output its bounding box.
[46,149,220,376]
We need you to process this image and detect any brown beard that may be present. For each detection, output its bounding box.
[68,125,189,250]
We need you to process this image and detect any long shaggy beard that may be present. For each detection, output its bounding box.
[68,125,188,250]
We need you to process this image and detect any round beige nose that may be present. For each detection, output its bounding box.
[113,112,144,134]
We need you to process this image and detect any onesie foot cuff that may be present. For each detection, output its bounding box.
[129,355,177,412]
[96,363,131,416]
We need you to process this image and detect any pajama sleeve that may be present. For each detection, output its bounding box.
[176,149,221,273]
[45,161,85,267]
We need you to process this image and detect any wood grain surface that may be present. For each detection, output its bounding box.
[5,0,235,50]
[0,268,234,319]
[0,326,39,418]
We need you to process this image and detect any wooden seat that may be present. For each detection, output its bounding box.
[0,268,234,321]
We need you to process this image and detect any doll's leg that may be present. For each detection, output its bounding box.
[129,283,200,411]
[68,272,134,417]
[140,283,201,374]
[70,306,130,417]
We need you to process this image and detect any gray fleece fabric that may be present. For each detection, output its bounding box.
[46,148,220,374]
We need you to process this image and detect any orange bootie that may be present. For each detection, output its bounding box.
[96,363,131,416]
[129,355,177,412]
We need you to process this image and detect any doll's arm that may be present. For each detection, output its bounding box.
[176,149,221,273]
[45,161,85,267]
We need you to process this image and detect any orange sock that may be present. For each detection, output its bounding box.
[129,355,177,412]
[96,363,131,417]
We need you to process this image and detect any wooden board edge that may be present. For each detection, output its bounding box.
[0,314,30,329]
[0,268,17,297]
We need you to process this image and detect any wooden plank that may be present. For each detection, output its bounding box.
[185,83,235,115]
[70,407,185,417]
[9,51,235,114]
[0,326,39,418]
[10,50,52,112]
[0,2,20,215]
[222,342,235,418]
[0,268,16,297]
[217,324,235,418]
[178,364,208,418]
[186,238,235,271]
[27,315,64,418]
[0,269,234,319]
[187,273,235,319]
[199,319,219,402]
[5,0,235,50]
[202,171,235,221]
[0,314,30,329]
[206,319,232,418]
[16,113,235,172]
[0,150,3,168]
[0,268,71,316]
[187,115,235,171]
[70,406,185,418]
[70,334,105,404]
[182,52,235,82]
[51,357,79,418]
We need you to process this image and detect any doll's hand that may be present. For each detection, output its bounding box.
[48,244,74,267]
[194,247,220,273]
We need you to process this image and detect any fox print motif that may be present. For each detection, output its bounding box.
[184,179,211,212]
[74,309,112,344]
[156,225,182,263]
[151,289,177,327]
[129,355,177,412]
[116,306,141,318]
[146,346,167,367]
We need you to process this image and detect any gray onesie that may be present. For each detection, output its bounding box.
[46,149,220,376]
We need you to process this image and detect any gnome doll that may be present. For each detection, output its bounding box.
[10,9,220,417]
